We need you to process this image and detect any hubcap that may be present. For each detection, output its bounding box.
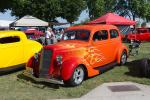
[73,67,84,85]
[121,53,127,64]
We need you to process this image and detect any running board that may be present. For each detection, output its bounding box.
[94,62,118,73]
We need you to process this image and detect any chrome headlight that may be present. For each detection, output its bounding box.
[34,53,39,60]
[56,55,63,65]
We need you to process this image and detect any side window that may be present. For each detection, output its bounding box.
[110,30,119,38]
[93,30,108,41]
[0,36,20,44]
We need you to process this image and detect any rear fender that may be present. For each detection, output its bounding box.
[117,45,128,64]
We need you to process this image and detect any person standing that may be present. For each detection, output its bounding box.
[52,29,57,44]
[45,27,54,45]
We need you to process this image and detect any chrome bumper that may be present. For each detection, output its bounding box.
[23,70,64,85]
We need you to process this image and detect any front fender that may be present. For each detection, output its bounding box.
[61,57,81,81]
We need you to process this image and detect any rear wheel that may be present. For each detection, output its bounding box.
[64,65,85,86]
[119,50,127,65]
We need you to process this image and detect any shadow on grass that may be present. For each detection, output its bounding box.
[125,59,144,78]
[0,66,25,76]
[17,73,62,89]
[17,73,87,88]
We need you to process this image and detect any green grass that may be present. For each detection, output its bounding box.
[0,42,150,100]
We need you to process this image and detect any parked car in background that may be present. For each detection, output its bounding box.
[127,28,150,41]
[24,28,44,40]
[24,28,45,45]
[24,25,128,86]
[0,31,42,72]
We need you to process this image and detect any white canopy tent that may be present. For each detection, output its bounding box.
[10,15,48,27]
[146,22,150,27]
[0,20,13,27]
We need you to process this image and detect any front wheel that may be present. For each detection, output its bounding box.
[119,50,127,65]
[64,65,85,86]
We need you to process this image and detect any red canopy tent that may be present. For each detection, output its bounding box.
[87,13,136,25]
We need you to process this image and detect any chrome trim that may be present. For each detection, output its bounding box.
[56,55,63,65]
[23,70,64,85]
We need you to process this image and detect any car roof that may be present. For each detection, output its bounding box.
[66,24,118,32]
[24,30,44,35]
[0,31,26,38]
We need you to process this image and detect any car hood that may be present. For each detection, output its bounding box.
[44,40,89,51]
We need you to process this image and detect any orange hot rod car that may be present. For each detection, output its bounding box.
[24,25,128,86]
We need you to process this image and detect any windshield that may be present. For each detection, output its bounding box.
[63,30,90,41]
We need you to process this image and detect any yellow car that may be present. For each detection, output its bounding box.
[0,31,42,72]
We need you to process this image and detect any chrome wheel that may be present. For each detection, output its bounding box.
[121,52,127,65]
[64,66,85,86]
[73,67,84,85]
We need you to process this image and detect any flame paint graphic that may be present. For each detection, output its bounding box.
[84,47,105,65]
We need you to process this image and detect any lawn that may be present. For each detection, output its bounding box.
[0,42,150,100]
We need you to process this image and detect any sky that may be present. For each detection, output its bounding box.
[0,10,16,21]
[0,10,89,23]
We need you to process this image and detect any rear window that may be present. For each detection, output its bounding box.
[0,36,20,44]
[110,30,119,38]
[26,33,35,39]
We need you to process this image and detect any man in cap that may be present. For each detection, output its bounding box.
[45,27,54,45]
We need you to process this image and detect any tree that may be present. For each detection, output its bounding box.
[1,0,85,24]
[104,0,117,13]
[113,0,132,20]
[121,0,150,22]
[86,0,104,20]
[115,0,150,21]
[128,0,145,20]
[0,0,12,12]
[60,0,86,23]
[10,0,62,21]
[142,2,150,21]
[86,0,150,21]
[86,0,116,20]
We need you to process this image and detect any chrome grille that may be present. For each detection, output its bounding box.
[39,49,52,78]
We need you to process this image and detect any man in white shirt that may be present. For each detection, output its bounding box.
[45,27,54,45]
